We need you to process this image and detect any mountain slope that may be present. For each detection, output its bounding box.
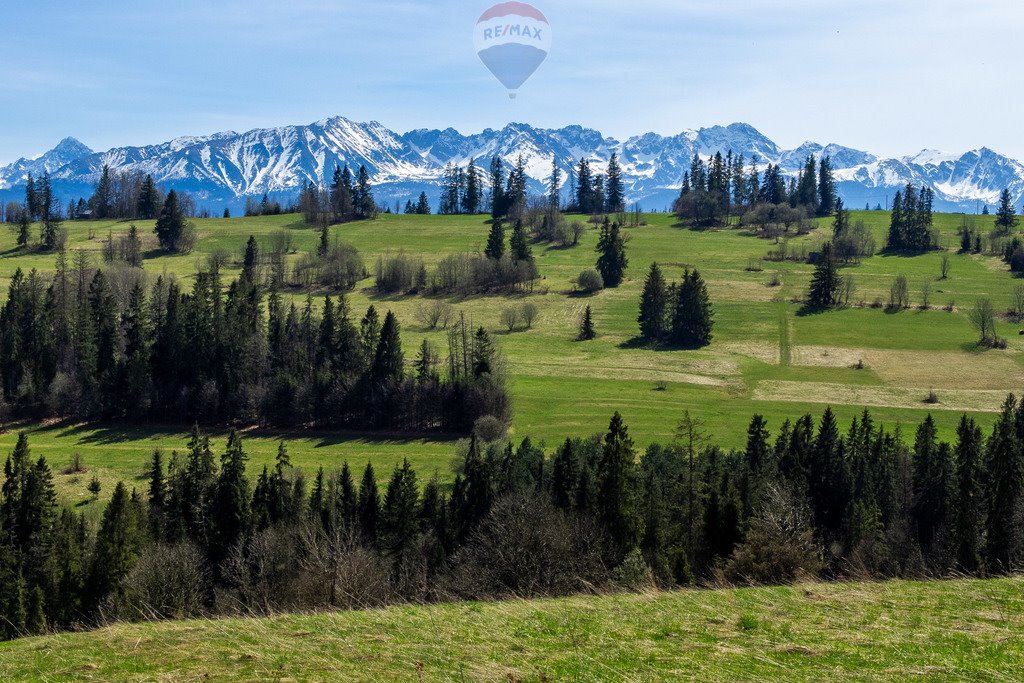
[2,118,1022,213]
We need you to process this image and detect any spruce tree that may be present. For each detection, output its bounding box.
[209,431,250,565]
[489,156,506,218]
[485,220,505,260]
[462,158,482,214]
[88,482,145,609]
[637,262,668,342]
[510,220,532,262]
[154,189,184,252]
[370,311,404,385]
[818,156,837,216]
[595,220,628,288]
[548,158,562,211]
[137,175,160,220]
[357,462,381,546]
[576,158,594,213]
[995,188,1019,234]
[416,192,430,215]
[381,459,419,577]
[953,416,984,572]
[669,270,714,348]
[984,397,1023,572]
[596,412,639,562]
[807,242,840,309]
[605,152,625,213]
[578,305,596,341]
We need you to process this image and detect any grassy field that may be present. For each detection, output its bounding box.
[1,577,1021,681]
[1,210,1022,507]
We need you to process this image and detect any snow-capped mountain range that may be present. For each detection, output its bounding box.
[1,117,1022,214]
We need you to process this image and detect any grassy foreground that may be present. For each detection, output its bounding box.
[1,577,1022,681]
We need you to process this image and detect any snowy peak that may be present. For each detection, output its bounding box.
[1,118,1022,212]
[0,137,94,189]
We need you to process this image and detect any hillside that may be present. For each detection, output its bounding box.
[2,209,1023,510]
[0,578,1021,681]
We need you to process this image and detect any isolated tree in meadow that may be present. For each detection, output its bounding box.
[807,242,840,310]
[638,262,668,342]
[462,158,482,215]
[578,305,596,341]
[485,220,505,261]
[595,220,628,288]
[995,188,1018,234]
[968,298,997,345]
[154,189,186,252]
[888,274,910,310]
[670,270,714,348]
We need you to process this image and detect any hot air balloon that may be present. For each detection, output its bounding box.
[474,2,551,99]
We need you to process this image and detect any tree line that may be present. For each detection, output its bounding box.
[298,164,377,227]
[675,152,838,227]
[3,395,1023,640]
[0,245,509,432]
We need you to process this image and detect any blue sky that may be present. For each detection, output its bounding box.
[2,0,1021,162]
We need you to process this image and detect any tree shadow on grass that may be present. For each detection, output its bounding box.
[52,420,462,452]
[617,336,708,352]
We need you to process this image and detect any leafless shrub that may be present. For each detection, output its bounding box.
[521,302,539,329]
[415,300,454,330]
[499,306,521,332]
[443,493,608,600]
[116,542,209,621]
[723,483,823,586]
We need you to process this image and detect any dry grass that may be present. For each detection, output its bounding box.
[754,381,1010,413]
[2,577,1022,682]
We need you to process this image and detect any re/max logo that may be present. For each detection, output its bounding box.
[482,24,544,41]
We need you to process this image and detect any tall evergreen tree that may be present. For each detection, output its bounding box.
[489,156,506,218]
[605,153,625,213]
[578,305,596,341]
[596,412,639,562]
[669,270,714,348]
[595,220,628,288]
[154,189,185,252]
[953,415,985,572]
[462,158,482,214]
[807,242,841,309]
[995,188,1019,234]
[818,155,837,216]
[208,432,250,565]
[637,262,668,342]
[357,463,381,546]
[509,220,532,262]
[485,220,505,261]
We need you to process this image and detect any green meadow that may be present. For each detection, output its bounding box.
[2,577,1021,681]
[1,209,1022,509]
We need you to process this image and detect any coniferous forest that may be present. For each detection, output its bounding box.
[2,397,1023,639]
